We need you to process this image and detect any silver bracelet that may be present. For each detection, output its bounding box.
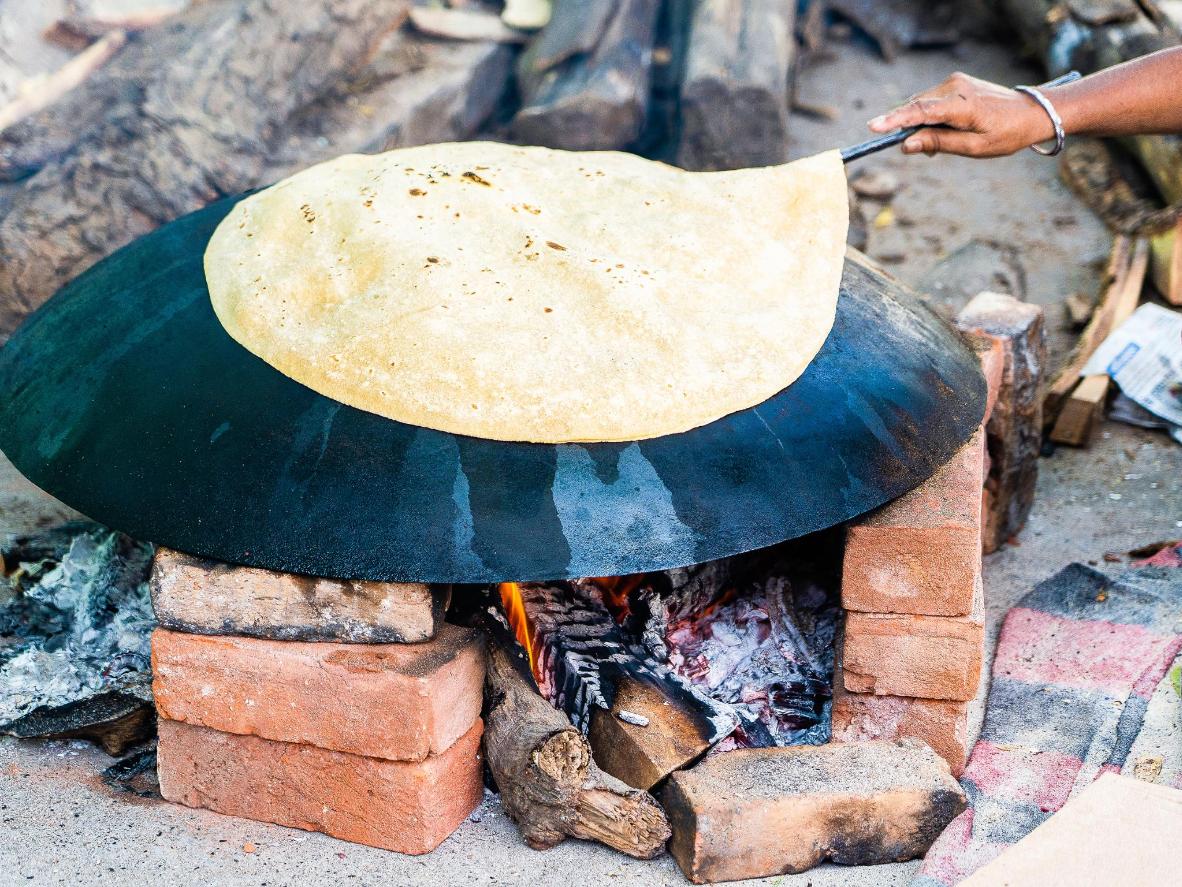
[1014,85,1066,156]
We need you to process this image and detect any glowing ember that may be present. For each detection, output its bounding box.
[498,582,535,672]
[586,574,647,622]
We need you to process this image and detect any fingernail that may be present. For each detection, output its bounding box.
[903,137,921,153]
[868,115,887,131]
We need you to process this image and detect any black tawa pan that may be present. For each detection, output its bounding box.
[0,194,985,583]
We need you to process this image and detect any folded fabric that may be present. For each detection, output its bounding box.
[915,553,1182,886]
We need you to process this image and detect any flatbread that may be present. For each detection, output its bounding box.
[205,142,848,443]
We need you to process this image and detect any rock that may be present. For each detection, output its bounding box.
[659,739,968,882]
[850,168,900,201]
[917,239,1027,317]
[1064,291,1095,329]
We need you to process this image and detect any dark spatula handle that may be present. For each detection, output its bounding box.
[840,71,1082,164]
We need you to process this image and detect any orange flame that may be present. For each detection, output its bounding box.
[588,574,645,623]
[498,582,535,672]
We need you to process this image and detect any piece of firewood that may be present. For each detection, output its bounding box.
[261,30,514,180]
[510,0,661,150]
[517,580,737,742]
[482,631,671,859]
[587,675,715,791]
[1049,373,1111,446]
[675,0,796,171]
[1043,236,1149,428]
[1150,218,1182,305]
[0,0,416,340]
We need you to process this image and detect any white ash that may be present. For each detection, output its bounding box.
[662,573,838,748]
[616,710,649,727]
[0,522,155,726]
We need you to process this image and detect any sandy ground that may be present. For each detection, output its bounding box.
[1,34,1180,887]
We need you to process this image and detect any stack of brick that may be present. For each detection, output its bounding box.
[149,549,485,854]
[834,296,1030,775]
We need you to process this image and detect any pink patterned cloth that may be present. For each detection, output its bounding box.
[915,546,1182,886]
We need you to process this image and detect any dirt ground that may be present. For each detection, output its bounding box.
[1,35,1180,887]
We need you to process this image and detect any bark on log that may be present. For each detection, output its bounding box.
[482,631,672,858]
[675,0,796,171]
[510,0,661,150]
[0,0,422,341]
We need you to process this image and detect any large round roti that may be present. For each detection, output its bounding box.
[204,142,848,443]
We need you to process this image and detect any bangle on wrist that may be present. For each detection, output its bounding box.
[1014,85,1067,156]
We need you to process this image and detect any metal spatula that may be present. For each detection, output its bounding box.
[840,71,1082,163]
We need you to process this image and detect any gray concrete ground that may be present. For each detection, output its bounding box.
[2,34,1181,887]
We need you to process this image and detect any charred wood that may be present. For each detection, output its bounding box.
[481,626,671,859]
[676,0,796,171]
[518,580,737,745]
[510,0,661,150]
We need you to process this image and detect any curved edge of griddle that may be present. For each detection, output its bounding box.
[0,199,987,583]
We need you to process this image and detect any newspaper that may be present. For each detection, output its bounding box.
[1081,303,1182,443]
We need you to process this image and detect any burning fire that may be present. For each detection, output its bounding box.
[587,574,646,622]
[497,582,535,672]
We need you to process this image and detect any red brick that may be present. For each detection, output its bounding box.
[659,740,966,882]
[157,718,483,855]
[150,547,447,643]
[964,329,1006,424]
[152,624,483,761]
[842,612,983,701]
[842,429,984,617]
[831,681,969,775]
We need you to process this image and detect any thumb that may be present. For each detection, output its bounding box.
[902,128,987,157]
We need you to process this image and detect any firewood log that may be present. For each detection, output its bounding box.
[675,0,796,171]
[0,0,418,340]
[482,630,672,859]
[510,0,661,150]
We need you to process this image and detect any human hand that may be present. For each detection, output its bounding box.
[867,72,1058,157]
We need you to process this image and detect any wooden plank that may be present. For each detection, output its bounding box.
[1043,236,1149,427]
[1049,373,1110,445]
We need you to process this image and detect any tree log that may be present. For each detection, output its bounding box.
[510,0,661,150]
[675,0,796,171]
[0,0,417,340]
[482,632,671,859]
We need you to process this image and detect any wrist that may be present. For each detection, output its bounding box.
[1042,84,1084,136]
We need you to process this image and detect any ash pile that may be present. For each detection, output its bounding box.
[1,522,156,755]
